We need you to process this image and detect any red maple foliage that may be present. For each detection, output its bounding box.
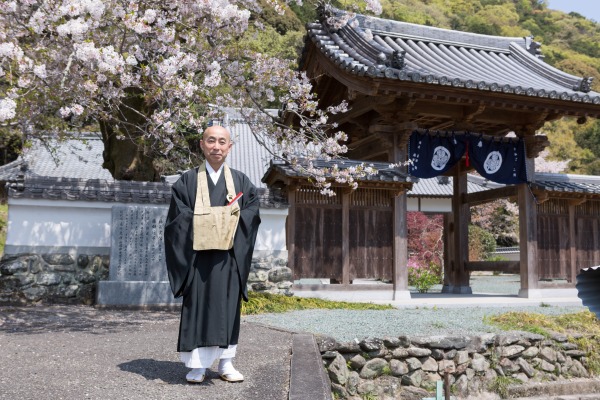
[407,211,444,268]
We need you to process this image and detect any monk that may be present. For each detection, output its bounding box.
[164,125,261,383]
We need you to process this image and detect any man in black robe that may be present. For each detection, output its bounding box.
[164,125,261,384]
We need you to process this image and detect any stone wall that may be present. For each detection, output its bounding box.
[318,331,591,399]
[0,253,109,305]
[247,255,294,296]
[0,252,294,305]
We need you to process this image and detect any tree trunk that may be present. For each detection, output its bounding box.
[99,88,159,181]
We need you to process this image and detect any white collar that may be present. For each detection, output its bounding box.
[205,162,224,185]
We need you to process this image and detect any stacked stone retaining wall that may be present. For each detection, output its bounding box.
[0,253,109,304]
[318,331,592,399]
[0,253,293,304]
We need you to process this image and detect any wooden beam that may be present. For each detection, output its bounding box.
[330,95,395,125]
[465,185,518,206]
[569,198,588,206]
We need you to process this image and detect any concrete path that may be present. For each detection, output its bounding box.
[0,305,310,400]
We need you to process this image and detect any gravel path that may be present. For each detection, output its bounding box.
[245,275,585,342]
[243,305,585,342]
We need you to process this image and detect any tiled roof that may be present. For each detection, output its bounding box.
[225,110,274,190]
[8,177,171,204]
[0,134,114,182]
[531,173,600,195]
[0,159,26,181]
[304,6,600,105]
[407,174,504,197]
[265,158,411,186]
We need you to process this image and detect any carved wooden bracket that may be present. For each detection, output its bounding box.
[464,102,486,124]
[532,190,550,204]
[569,197,587,207]
[523,135,549,158]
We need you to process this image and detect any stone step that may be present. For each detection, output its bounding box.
[509,378,600,400]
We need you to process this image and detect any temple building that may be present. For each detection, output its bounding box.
[267,6,600,299]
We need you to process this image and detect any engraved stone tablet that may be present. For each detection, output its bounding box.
[110,205,168,281]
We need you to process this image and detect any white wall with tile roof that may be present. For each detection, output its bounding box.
[4,126,288,256]
[4,198,164,254]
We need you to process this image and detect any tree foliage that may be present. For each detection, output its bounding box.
[407,211,444,268]
[1,0,599,182]
[0,0,384,191]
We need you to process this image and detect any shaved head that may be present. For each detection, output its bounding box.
[200,125,233,170]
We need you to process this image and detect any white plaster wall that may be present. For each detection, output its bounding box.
[6,198,120,248]
[7,197,287,252]
[407,197,451,212]
[254,208,288,252]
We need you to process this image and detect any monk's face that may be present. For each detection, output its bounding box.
[200,126,233,169]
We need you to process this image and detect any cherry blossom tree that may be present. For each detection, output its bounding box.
[0,0,381,190]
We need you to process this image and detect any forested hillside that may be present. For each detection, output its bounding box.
[253,0,600,174]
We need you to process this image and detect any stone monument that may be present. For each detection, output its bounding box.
[96,205,180,306]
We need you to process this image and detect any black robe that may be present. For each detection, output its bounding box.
[164,166,261,352]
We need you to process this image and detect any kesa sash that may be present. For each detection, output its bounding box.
[193,162,240,251]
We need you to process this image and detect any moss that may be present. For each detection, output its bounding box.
[488,376,522,398]
[487,310,600,376]
[240,292,394,315]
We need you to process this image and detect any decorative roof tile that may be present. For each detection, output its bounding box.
[304,7,600,105]
[8,177,171,204]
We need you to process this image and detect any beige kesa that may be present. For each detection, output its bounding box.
[193,162,240,251]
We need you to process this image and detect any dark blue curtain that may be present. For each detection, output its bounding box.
[467,136,528,184]
[408,130,528,184]
[408,131,466,178]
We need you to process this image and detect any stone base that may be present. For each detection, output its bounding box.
[518,288,580,299]
[393,290,412,300]
[96,281,181,307]
[441,284,473,294]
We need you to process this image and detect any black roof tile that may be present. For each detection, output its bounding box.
[304,7,600,104]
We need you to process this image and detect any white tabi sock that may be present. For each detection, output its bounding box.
[218,358,236,375]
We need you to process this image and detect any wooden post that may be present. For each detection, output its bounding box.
[569,202,577,284]
[442,213,451,287]
[287,184,297,280]
[392,133,410,300]
[443,162,472,293]
[518,178,539,297]
[342,190,351,285]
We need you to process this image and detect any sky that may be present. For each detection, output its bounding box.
[547,0,600,22]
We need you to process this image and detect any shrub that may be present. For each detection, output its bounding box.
[469,224,497,261]
[408,259,442,293]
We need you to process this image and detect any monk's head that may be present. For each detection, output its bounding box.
[200,125,233,170]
